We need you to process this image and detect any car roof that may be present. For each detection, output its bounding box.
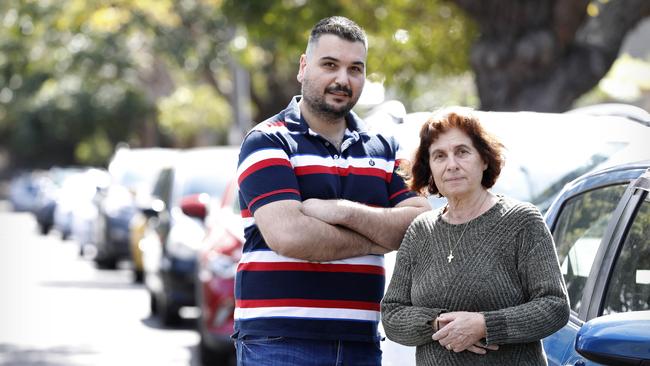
[566,103,650,126]
[559,159,650,193]
[171,146,240,169]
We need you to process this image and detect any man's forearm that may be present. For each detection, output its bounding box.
[278,217,388,261]
[255,200,389,262]
[302,197,430,250]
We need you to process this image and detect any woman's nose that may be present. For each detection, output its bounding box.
[446,156,459,170]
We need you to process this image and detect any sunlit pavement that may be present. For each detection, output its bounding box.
[0,201,201,366]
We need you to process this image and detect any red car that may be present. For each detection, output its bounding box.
[182,181,242,365]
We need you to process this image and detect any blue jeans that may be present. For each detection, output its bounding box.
[235,335,382,366]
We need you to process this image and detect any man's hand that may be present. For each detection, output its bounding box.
[300,196,430,251]
[254,200,387,261]
[301,198,343,224]
[431,312,497,354]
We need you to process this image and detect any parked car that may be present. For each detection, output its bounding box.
[53,168,109,242]
[141,146,239,326]
[542,160,650,365]
[93,147,177,269]
[129,178,171,283]
[187,181,241,366]
[8,170,47,213]
[128,206,148,283]
[32,166,85,235]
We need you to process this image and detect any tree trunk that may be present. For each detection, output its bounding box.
[451,0,650,112]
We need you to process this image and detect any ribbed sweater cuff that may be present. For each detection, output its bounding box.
[416,309,441,335]
[482,310,508,345]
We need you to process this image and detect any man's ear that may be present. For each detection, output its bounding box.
[296,54,307,83]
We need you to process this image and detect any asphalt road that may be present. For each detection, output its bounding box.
[0,201,201,366]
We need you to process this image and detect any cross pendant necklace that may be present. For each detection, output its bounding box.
[446,222,469,263]
[444,191,489,264]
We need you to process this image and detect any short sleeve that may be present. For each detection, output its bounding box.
[387,138,416,206]
[237,130,301,214]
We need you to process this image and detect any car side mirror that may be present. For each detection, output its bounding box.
[141,198,165,219]
[180,193,210,220]
[575,311,650,365]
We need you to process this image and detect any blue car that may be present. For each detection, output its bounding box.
[542,160,650,365]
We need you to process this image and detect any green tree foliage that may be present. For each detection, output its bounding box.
[0,0,234,169]
[1,0,154,167]
[158,84,231,147]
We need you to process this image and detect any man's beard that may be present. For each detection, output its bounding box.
[302,79,358,123]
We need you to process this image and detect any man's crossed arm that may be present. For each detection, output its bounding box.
[254,196,430,262]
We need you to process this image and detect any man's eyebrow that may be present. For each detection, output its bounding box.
[319,56,365,67]
[319,56,339,63]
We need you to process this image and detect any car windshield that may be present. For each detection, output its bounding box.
[171,149,239,206]
[179,172,230,201]
[109,149,177,190]
[528,142,627,211]
[117,169,154,189]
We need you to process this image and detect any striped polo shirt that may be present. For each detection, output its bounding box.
[235,96,415,342]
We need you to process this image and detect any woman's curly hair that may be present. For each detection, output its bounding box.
[402,107,505,197]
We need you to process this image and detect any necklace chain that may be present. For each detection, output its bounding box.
[445,192,489,263]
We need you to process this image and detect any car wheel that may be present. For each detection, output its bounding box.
[157,294,181,326]
[149,292,158,315]
[199,337,233,366]
[94,256,117,270]
[39,223,51,235]
[133,270,144,283]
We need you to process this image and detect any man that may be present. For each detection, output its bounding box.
[235,16,430,365]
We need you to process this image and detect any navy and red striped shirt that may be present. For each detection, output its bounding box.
[235,96,415,342]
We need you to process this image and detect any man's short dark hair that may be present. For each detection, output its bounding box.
[306,16,367,56]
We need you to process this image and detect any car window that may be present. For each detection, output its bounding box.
[552,184,628,313]
[602,193,650,314]
[152,168,173,206]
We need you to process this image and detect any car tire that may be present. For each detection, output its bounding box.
[199,337,233,366]
[94,256,117,270]
[149,292,158,315]
[157,294,181,326]
[133,270,144,283]
[39,223,51,235]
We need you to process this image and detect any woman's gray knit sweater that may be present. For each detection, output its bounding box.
[381,196,569,366]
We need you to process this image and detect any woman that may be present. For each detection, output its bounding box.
[381,107,569,365]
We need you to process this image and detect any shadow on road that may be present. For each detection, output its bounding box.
[0,343,96,366]
[38,280,142,291]
[140,314,197,331]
